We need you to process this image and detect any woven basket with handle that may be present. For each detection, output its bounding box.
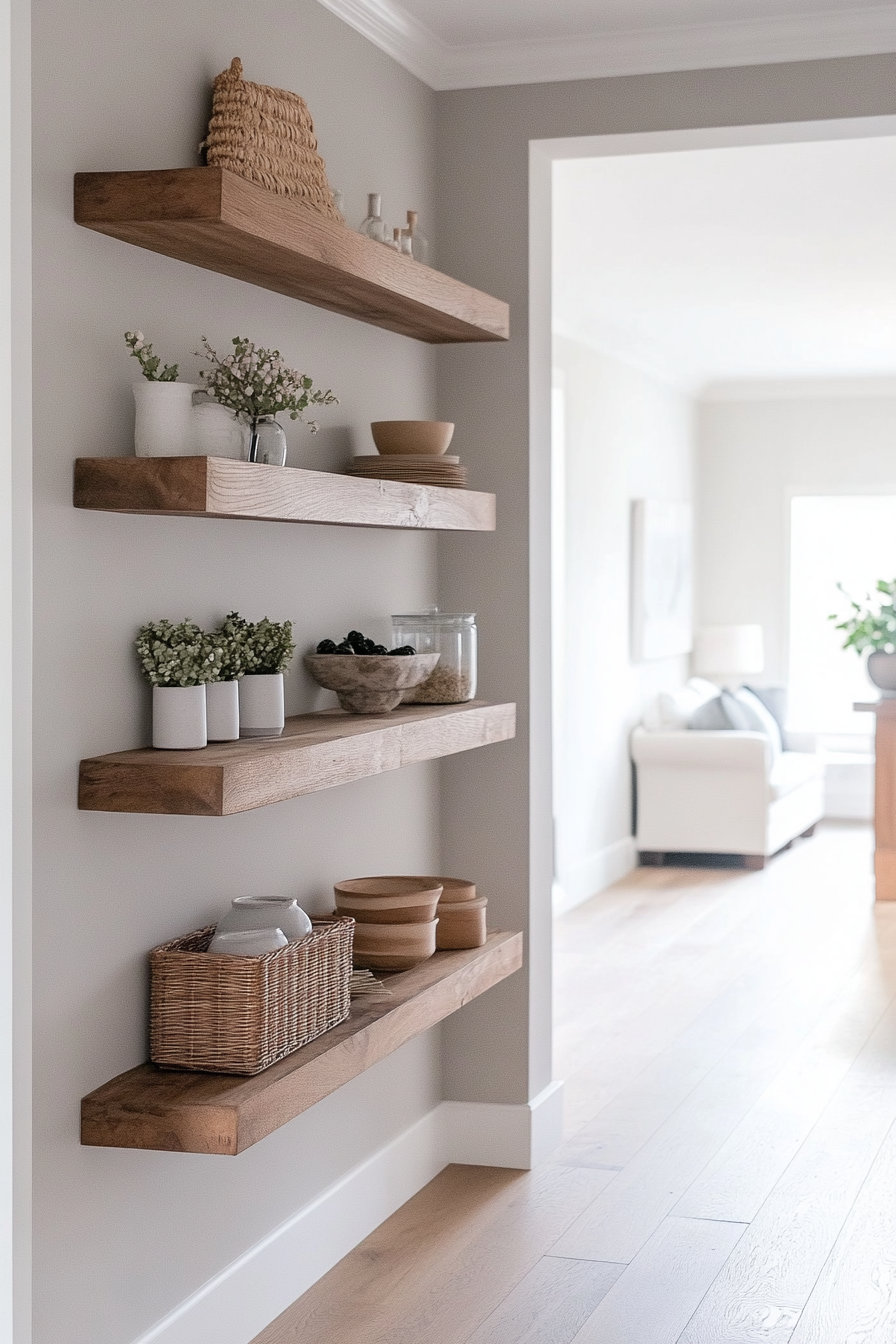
[202,57,342,221]
[150,916,354,1075]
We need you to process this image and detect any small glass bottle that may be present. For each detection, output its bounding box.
[399,228,414,257]
[391,607,477,703]
[406,211,431,265]
[246,415,287,467]
[385,227,402,252]
[359,193,385,243]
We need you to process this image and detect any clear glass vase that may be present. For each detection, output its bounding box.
[247,416,287,467]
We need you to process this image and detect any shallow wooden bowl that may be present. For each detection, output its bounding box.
[334,888,441,925]
[420,876,477,904]
[436,897,487,950]
[351,918,438,969]
[370,420,455,456]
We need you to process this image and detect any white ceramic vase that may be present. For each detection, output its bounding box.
[206,680,240,741]
[192,401,248,460]
[133,382,199,457]
[152,685,207,750]
[238,673,285,738]
[216,896,313,942]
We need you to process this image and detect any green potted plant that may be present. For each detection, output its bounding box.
[205,625,244,742]
[125,331,199,457]
[222,613,295,737]
[196,336,338,467]
[135,620,225,749]
[830,579,896,691]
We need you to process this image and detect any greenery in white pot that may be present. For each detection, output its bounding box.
[222,612,295,738]
[125,331,198,457]
[196,336,338,466]
[135,619,223,750]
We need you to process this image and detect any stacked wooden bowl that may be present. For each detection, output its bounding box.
[428,877,487,949]
[334,877,442,970]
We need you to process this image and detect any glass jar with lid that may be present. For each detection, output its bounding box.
[391,607,477,703]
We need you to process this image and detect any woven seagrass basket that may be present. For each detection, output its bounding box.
[203,57,342,221]
[149,916,354,1075]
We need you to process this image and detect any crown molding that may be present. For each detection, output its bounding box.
[316,0,896,90]
[700,374,896,401]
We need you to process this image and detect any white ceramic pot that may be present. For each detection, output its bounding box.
[133,382,199,457]
[216,896,313,942]
[152,685,207,750]
[192,401,248,460]
[208,928,288,956]
[206,680,240,741]
[239,673,285,738]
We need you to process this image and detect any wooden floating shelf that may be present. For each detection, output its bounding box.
[73,168,509,344]
[79,701,516,816]
[81,931,523,1154]
[73,456,496,532]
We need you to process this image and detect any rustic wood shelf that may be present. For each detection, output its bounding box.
[79,701,516,816]
[73,456,496,532]
[81,931,523,1154]
[73,168,509,344]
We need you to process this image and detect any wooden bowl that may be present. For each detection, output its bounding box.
[370,421,455,456]
[415,876,477,905]
[305,652,439,714]
[334,888,442,925]
[351,918,438,970]
[436,897,487,950]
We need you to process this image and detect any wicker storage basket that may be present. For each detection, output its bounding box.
[150,916,354,1075]
[203,57,341,221]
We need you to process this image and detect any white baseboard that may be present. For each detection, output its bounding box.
[553,837,637,916]
[131,1082,565,1344]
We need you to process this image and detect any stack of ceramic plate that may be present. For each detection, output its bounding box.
[344,454,468,489]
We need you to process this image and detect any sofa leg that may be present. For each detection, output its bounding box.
[639,851,665,867]
[743,855,766,871]
[800,824,817,839]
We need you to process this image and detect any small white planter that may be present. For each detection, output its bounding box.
[152,685,207,750]
[192,402,248,460]
[239,673,285,738]
[206,680,240,741]
[133,382,199,457]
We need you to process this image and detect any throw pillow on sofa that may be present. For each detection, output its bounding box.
[649,678,718,730]
[688,689,753,731]
[734,687,783,758]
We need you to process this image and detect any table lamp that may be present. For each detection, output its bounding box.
[693,624,764,686]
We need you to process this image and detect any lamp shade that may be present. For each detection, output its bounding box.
[693,624,764,676]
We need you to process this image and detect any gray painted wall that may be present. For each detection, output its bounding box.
[32,4,441,1341]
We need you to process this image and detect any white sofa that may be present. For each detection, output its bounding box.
[631,726,825,869]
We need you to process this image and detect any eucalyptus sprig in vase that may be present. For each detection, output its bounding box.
[196,337,338,466]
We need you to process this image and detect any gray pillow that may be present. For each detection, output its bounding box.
[742,684,787,735]
[688,689,752,731]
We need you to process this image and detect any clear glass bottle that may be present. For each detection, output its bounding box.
[246,415,287,467]
[359,193,385,242]
[406,210,430,265]
[391,607,477,703]
[399,228,414,257]
[385,226,402,252]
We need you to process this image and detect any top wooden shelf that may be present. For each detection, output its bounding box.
[73,168,509,345]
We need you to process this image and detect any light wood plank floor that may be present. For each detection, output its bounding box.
[254,822,896,1344]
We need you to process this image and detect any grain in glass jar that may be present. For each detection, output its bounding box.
[391,607,477,703]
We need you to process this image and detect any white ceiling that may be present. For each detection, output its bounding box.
[552,134,896,392]
[316,0,896,89]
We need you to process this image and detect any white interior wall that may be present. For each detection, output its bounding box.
[551,335,695,911]
[32,6,447,1343]
[697,388,896,682]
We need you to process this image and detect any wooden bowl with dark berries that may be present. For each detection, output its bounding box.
[304,629,440,714]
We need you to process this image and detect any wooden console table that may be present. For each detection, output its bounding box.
[855,699,896,900]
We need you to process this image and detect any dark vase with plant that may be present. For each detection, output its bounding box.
[196,336,338,466]
[135,619,225,749]
[222,612,296,737]
[830,578,896,692]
